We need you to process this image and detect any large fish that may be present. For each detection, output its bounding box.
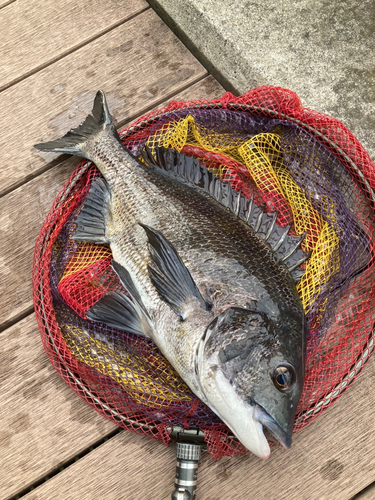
[35,91,307,459]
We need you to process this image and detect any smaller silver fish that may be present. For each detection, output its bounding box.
[35,91,307,459]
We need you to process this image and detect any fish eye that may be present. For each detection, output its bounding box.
[272,364,296,392]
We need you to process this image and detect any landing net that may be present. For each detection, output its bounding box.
[33,86,375,459]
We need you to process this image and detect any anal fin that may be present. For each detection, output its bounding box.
[73,177,111,244]
[111,260,145,309]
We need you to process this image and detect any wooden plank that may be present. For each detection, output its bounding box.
[0,76,223,499]
[353,483,375,500]
[20,355,375,500]
[0,0,148,91]
[0,7,208,199]
[0,314,117,500]
[0,0,17,10]
[0,75,223,330]
[0,156,80,329]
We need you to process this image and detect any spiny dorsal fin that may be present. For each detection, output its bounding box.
[72,177,111,244]
[86,260,154,337]
[139,223,211,319]
[141,145,310,281]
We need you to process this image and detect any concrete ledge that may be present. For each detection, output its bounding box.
[148,0,374,160]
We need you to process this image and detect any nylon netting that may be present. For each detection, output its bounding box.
[33,86,375,460]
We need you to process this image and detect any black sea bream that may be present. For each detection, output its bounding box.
[35,91,308,459]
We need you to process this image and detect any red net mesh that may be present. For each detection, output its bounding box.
[33,86,375,460]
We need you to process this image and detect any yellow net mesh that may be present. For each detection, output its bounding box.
[238,134,325,251]
[58,115,341,406]
[146,115,340,312]
[61,322,192,408]
[147,115,245,158]
[61,242,112,281]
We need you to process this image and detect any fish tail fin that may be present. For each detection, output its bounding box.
[34,91,119,159]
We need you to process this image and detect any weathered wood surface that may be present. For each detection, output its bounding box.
[0,0,148,91]
[0,7,208,199]
[20,355,375,500]
[0,0,16,10]
[0,314,117,500]
[353,483,375,499]
[0,76,223,331]
[0,1,373,499]
[0,156,79,330]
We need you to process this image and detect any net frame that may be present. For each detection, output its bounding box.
[33,86,375,460]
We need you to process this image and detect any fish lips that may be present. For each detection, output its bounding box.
[253,403,292,450]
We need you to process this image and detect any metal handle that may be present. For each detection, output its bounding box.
[171,442,201,500]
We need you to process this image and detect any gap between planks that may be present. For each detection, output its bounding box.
[0,76,223,332]
[0,8,150,93]
[0,0,149,92]
[7,425,123,500]
[350,481,375,500]
[0,71,208,201]
[0,305,34,335]
[0,0,17,10]
[17,354,375,500]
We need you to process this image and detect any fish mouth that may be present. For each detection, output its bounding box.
[253,403,292,450]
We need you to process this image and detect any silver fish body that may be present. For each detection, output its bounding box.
[35,91,307,459]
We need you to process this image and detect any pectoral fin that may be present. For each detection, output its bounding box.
[140,224,210,319]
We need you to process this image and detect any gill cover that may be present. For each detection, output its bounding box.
[195,307,305,458]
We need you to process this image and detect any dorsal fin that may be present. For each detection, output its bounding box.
[141,145,310,281]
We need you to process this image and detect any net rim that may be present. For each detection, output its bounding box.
[33,95,375,449]
[120,101,375,204]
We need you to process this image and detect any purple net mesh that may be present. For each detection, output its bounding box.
[33,87,375,459]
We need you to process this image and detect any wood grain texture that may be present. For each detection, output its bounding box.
[352,482,375,500]
[0,76,224,331]
[0,75,223,497]
[0,314,117,500]
[0,157,80,330]
[0,0,17,10]
[0,0,148,91]
[20,355,375,500]
[0,7,207,198]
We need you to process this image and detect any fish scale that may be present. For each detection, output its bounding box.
[90,127,301,318]
[35,90,307,460]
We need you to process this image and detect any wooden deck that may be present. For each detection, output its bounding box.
[0,2,374,499]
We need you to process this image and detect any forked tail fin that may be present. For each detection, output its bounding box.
[34,90,119,159]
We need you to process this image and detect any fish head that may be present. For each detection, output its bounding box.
[195,305,306,459]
